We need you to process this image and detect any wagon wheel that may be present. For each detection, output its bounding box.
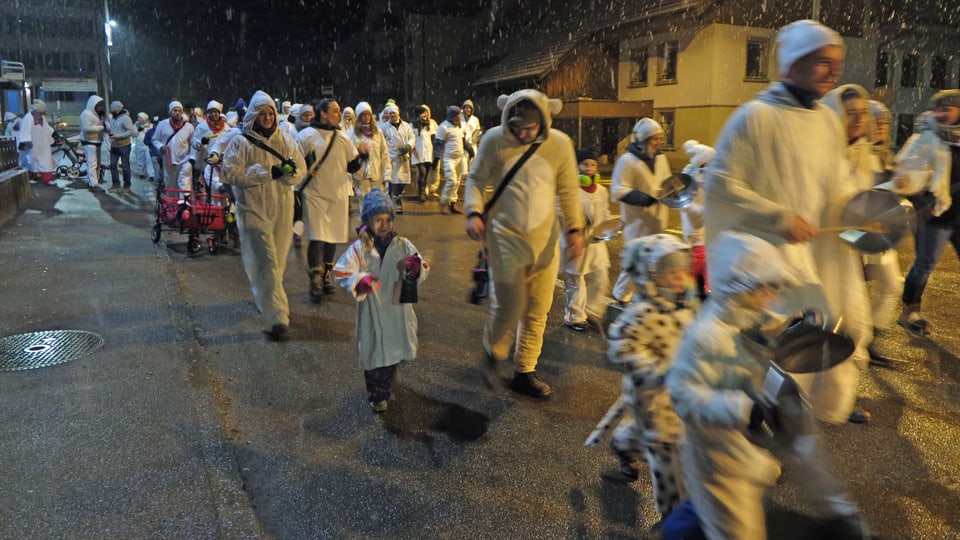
[151,224,162,243]
[66,166,81,179]
[187,236,203,254]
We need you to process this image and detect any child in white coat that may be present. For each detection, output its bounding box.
[667,231,867,540]
[560,149,612,331]
[333,189,429,413]
[585,233,698,519]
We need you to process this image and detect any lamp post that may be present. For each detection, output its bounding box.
[102,0,115,105]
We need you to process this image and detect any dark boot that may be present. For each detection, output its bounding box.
[510,371,551,398]
[417,185,426,203]
[448,202,463,215]
[323,265,336,294]
[310,270,324,304]
[394,196,404,214]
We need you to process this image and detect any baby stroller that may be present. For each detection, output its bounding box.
[51,130,87,179]
[151,174,234,255]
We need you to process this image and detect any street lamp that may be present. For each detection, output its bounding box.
[102,0,114,105]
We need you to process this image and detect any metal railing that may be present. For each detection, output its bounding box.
[0,138,19,172]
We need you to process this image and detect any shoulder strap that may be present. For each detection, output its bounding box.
[242,132,287,163]
[483,142,541,215]
[301,130,338,191]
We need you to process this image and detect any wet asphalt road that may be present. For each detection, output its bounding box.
[1,174,959,539]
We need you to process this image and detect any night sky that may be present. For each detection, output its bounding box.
[109,0,372,116]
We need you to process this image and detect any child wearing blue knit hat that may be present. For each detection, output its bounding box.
[333,189,430,412]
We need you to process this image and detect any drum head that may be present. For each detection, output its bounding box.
[773,325,854,374]
[590,216,623,242]
[659,173,698,209]
[839,190,909,254]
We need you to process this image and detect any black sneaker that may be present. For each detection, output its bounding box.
[565,321,587,332]
[264,324,289,342]
[448,202,464,215]
[510,371,551,398]
[848,408,871,424]
[310,271,324,304]
[608,442,641,482]
[898,312,930,338]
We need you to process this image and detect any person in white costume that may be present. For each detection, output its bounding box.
[465,89,585,398]
[609,118,672,303]
[703,19,871,425]
[221,90,306,342]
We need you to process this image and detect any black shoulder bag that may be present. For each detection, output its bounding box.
[469,142,541,304]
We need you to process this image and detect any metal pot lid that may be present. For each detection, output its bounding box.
[772,325,854,374]
[659,173,698,209]
[589,216,623,242]
[838,189,910,254]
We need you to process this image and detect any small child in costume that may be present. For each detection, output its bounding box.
[560,149,612,331]
[585,233,699,519]
[666,231,867,539]
[333,189,429,412]
[679,140,715,299]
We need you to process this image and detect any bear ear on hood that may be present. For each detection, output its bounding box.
[547,98,562,116]
[497,95,511,111]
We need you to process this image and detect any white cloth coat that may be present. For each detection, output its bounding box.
[704,81,871,424]
[221,92,306,329]
[79,95,105,144]
[18,111,55,174]
[348,128,391,194]
[382,120,415,184]
[296,127,359,244]
[333,235,429,370]
[411,119,437,165]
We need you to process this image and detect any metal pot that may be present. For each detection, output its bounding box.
[588,216,623,242]
[837,189,910,254]
[658,173,698,209]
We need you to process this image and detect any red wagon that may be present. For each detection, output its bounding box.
[151,186,234,254]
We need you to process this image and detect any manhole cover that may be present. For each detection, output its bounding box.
[0,330,104,372]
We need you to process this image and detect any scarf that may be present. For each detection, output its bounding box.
[253,122,276,138]
[581,183,597,194]
[31,111,43,125]
[627,141,657,171]
[782,81,820,109]
[208,117,226,133]
[360,123,373,137]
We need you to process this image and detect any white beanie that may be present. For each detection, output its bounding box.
[384,103,399,115]
[136,112,149,123]
[633,118,663,142]
[206,100,223,113]
[776,19,845,78]
[683,139,716,168]
[168,100,183,114]
[4,112,17,121]
[355,101,372,118]
[289,104,301,118]
[282,100,292,110]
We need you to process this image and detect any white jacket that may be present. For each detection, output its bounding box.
[153,118,195,166]
[79,95,105,144]
[348,128,391,184]
[610,152,671,241]
[382,120,415,184]
[560,184,611,274]
[895,114,954,216]
[411,119,437,165]
[296,126,359,243]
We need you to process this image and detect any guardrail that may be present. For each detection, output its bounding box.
[0,138,18,172]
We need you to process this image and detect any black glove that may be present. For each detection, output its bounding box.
[271,158,297,179]
[620,189,657,207]
[271,165,284,179]
[464,140,475,159]
[748,396,780,436]
[200,137,210,145]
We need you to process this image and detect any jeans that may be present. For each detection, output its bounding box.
[902,221,960,308]
[109,145,132,187]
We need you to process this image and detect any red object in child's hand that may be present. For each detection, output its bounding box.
[356,274,379,295]
[404,254,422,279]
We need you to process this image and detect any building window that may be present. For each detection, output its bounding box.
[901,53,919,88]
[875,51,890,87]
[655,109,675,150]
[896,113,916,148]
[657,41,678,84]
[629,48,648,87]
[745,38,769,81]
[931,55,948,89]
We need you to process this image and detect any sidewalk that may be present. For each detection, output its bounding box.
[0,176,258,538]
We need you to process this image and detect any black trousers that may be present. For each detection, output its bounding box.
[363,364,399,402]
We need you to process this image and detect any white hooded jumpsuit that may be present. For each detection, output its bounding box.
[222,91,306,331]
[704,81,871,424]
[79,95,105,187]
[463,89,585,372]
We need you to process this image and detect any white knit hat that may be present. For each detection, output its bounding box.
[683,139,716,168]
[355,101,372,118]
[384,103,399,115]
[136,112,149,123]
[168,100,183,114]
[776,19,844,78]
[205,100,223,113]
[633,118,663,142]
